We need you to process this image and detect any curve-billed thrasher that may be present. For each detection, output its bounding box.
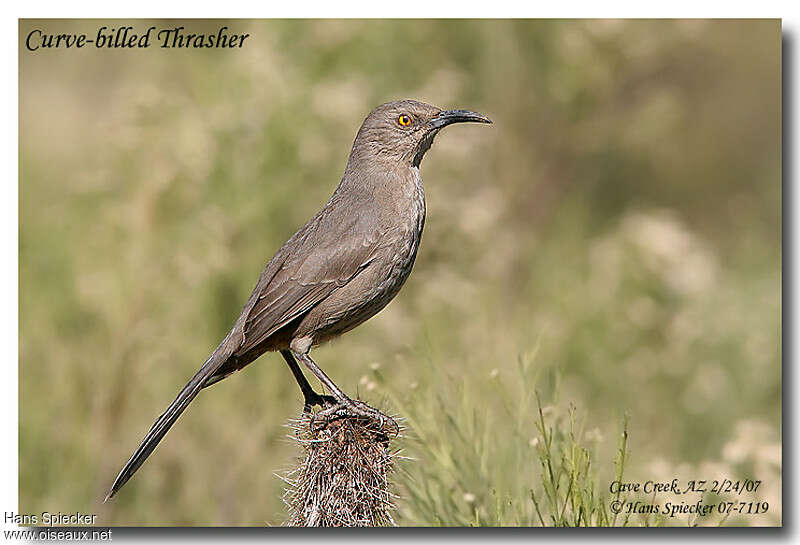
[106,99,491,501]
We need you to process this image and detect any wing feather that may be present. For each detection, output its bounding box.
[235,204,380,354]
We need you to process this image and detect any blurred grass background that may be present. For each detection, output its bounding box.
[19,19,780,526]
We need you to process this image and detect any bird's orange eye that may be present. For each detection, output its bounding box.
[397,114,412,127]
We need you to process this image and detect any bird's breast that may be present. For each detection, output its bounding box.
[395,167,426,271]
[306,169,426,343]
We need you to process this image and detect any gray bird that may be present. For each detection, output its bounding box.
[105,99,492,501]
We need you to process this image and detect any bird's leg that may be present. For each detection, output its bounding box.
[292,350,398,435]
[280,350,336,411]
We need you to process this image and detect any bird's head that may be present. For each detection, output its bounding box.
[349,99,492,168]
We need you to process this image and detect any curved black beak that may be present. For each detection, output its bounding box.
[430,109,493,130]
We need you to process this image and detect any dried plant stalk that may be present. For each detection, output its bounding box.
[282,409,401,527]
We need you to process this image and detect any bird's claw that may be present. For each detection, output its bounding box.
[309,398,399,437]
[302,392,338,412]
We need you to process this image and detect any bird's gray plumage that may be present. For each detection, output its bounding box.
[106,99,491,501]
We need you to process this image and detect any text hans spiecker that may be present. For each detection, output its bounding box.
[4,511,97,525]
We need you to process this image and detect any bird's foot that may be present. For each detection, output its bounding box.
[302,392,338,413]
[311,397,399,437]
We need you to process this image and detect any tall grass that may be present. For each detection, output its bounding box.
[373,349,638,526]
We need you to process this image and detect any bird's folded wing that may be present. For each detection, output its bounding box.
[237,222,380,354]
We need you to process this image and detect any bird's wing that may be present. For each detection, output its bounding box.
[236,207,381,354]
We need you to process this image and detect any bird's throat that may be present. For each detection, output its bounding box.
[412,129,439,167]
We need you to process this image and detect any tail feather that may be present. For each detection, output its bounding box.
[104,344,232,502]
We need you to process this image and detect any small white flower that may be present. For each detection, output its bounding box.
[489,368,499,379]
[463,493,476,503]
[584,428,604,443]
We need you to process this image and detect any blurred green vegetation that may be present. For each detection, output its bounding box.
[19,19,780,526]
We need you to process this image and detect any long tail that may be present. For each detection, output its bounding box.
[104,342,234,502]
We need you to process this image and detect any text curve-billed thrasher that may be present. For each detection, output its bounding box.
[106,99,492,501]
